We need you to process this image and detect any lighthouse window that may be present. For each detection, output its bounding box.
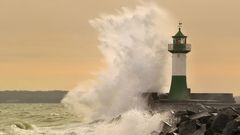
[175,39,179,44]
[180,38,185,44]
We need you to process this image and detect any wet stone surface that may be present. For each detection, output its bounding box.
[157,105,240,135]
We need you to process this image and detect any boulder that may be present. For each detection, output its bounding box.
[223,120,239,135]
[211,113,232,133]
[178,120,198,135]
[190,111,212,124]
[159,106,240,135]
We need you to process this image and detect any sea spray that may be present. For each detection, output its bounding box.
[62,3,176,121]
[91,110,171,135]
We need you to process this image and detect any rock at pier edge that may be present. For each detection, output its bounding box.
[150,105,240,135]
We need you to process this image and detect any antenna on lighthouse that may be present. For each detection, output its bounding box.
[178,22,182,30]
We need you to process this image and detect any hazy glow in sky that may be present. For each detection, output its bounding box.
[0,0,239,95]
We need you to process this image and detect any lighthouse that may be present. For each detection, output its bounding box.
[168,23,191,100]
[145,23,236,106]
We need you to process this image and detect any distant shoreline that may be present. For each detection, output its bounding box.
[0,91,238,104]
[0,91,68,103]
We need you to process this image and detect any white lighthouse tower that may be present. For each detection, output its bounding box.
[168,23,191,100]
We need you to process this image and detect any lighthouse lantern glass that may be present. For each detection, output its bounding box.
[180,38,186,44]
[175,38,186,45]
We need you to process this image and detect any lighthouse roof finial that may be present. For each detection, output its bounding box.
[173,22,186,38]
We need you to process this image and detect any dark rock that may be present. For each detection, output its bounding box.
[235,116,240,123]
[168,127,178,134]
[175,110,196,116]
[221,107,239,119]
[179,115,190,124]
[205,105,218,113]
[174,110,192,125]
[165,133,175,135]
[190,111,211,120]
[223,120,239,135]
[164,107,240,135]
[187,110,196,115]
[196,120,202,130]
[230,107,240,116]
[206,116,216,129]
[161,121,172,133]
[196,104,217,113]
[204,128,214,135]
[192,124,206,135]
[178,120,198,135]
[235,108,240,114]
[165,133,176,135]
[190,111,212,124]
[199,116,212,125]
[223,116,240,135]
[158,132,165,135]
[175,111,188,117]
[159,122,179,135]
[211,113,232,133]
[236,127,240,134]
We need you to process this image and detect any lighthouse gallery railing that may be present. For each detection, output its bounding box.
[168,44,191,52]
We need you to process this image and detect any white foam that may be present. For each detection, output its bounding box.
[91,109,171,135]
[62,3,175,121]
[9,110,171,135]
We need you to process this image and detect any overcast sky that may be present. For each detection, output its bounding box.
[0,0,239,95]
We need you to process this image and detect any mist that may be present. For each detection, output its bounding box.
[62,3,175,121]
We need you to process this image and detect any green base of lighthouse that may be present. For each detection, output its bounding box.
[168,76,190,100]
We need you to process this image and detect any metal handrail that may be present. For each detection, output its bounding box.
[168,44,191,51]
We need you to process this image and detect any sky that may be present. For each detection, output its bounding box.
[0,0,239,95]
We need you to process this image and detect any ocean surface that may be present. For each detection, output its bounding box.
[0,103,170,135]
[0,104,87,135]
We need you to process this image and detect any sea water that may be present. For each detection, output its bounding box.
[0,104,79,134]
[0,104,171,135]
